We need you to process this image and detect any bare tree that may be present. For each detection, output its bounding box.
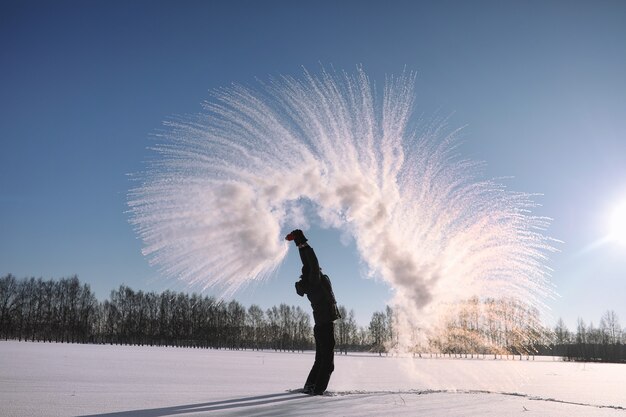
[335,307,357,354]
[553,318,571,345]
[600,310,621,345]
[575,318,587,344]
[246,304,266,350]
[369,311,387,355]
[0,274,20,339]
[294,306,312,352]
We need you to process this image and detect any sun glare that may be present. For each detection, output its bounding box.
[610,201,626,245]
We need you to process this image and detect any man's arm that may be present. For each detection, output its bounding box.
[299,244,321,286]
[286,229,321,286]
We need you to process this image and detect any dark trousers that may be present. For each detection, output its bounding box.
[305,322,335,393]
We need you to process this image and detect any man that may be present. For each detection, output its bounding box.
[286,229,340,396]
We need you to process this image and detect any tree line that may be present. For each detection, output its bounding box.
[1,274,624,362]
[0,274,367,351]
[550,312,626,363]
[0,274,312,351]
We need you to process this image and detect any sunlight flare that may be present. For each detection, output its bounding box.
[609,200,626,245]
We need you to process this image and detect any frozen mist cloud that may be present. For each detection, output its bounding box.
[128,67,556,347]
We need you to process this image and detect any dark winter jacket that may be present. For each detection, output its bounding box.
[295,245,341,324]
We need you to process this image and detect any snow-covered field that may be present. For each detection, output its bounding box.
[1,341,624,417]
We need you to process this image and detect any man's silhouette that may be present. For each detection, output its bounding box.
[286,229,340,396]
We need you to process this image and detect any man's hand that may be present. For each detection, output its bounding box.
[295,280,306,297]
[285,229,308,246]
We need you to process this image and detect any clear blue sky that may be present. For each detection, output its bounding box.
[2,0,625,329]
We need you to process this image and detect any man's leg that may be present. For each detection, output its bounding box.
[304,324,321,392]
[313,322,335,394]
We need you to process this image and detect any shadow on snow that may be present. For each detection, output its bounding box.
[78,392,310,417]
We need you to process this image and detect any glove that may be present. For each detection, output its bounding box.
[295,280,306,297]
[285,229,308,246]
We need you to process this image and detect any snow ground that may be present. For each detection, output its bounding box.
[1,341,624,417]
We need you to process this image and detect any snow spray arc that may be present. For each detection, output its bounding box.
[128,67,557,351]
